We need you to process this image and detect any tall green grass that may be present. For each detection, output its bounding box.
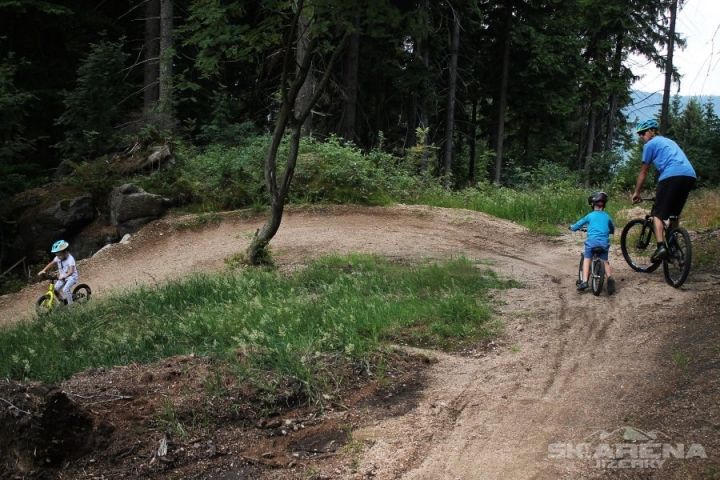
[0,255,514,399]
[405,184,593,234]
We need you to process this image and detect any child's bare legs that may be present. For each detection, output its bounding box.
[579,257,615,295]
[604,260,616,295]
[582,258,591,282]
[603,261,613,278]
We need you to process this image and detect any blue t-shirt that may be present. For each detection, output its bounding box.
[570,210,615,247]
[642,136,696,182]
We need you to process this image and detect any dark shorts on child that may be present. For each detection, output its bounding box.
[584,242,609,261]
[655,176,695,220]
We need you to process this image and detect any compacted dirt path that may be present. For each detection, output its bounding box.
[1,205,717,479]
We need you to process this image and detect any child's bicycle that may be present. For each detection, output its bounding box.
[620,197,692,288]
[36,273,92,315]
[575,227,607,296]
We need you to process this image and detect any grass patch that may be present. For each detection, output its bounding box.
[671,349,690,369]
[0,255,513,401]
[404,184,590,234]
[682,189,720,232]
[175,212,223,230]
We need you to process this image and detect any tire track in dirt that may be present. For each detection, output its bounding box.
[0,205,710,480]
[319,211,707,480]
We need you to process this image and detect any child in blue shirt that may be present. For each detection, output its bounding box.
[569,192,616,294]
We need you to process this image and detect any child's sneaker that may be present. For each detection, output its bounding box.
[607,277,616,296]
[577,281,588,292]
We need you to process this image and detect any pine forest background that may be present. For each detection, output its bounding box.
[1,0,720,275]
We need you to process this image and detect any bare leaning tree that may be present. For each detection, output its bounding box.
[246,2,350,265]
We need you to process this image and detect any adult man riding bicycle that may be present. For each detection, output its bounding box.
[631,119,696,262]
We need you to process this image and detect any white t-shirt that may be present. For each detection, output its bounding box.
[54,254,79,280]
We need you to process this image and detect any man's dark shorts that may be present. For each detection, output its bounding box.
[655,176,696,220]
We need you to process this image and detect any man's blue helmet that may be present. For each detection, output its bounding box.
[635,119,659,134]
[51,240,69,253]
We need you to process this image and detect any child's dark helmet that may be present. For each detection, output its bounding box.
[588,191,608,207]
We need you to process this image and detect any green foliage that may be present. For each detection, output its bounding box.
[0,1,71,15]
[175,138,267,210]
[54,38,132,160]
[292,136,393,204]
[0,54,42,198]
[196,90,258,145]
[0,255,511,401]
[176,135,420,210]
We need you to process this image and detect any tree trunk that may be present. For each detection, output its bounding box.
[296,12,314,136]
[247,7,350,264]
[404,95,417,150]
[604,33,624,151]
[660,0,678,132]
[584,106,597,187]
[419,0,432,172]
[468,98,477,184]
[143,0,160,121]
[158,0,174,131]
[494,3,511,185]
[443,7,460,184]
[339,22,359,142]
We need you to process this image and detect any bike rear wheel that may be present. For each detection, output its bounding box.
[36,294,56,315]
[663,227,692,288]
[72,284,92,304]
[620,219,661,273]
[591,258,605,296]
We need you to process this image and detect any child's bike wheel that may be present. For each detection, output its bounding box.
[72,284,92,304]
[620,219,661,273]
[36,294,55,315]
[662,227,692,288]
[591,258,605,296]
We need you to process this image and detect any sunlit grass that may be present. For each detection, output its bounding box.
[682,189,720,231]
[406,185,589,234]
[0,255,514,400]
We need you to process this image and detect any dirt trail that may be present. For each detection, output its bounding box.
[0,205,715,479]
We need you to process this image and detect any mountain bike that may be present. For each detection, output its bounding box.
[620,197,692,288]
[574,227,607,296]
[36,273,92,315]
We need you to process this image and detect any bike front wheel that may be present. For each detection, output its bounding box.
[36,294,56,315]
[663,227,692,288]
[591,258,605,296]
[72,284,92,304]
[620,219,661,273]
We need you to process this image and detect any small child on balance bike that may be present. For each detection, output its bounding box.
[569,192,616,295]
[37,240,79,305]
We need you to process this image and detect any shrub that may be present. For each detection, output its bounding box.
[291,136,390,204]
[175,137,268,210]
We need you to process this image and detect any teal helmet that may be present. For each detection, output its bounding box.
[51,240,69,253]
[635,119,659,134]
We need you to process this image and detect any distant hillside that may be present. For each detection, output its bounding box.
[625,91,720,123]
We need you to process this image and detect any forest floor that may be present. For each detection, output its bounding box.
[0,204,718,479]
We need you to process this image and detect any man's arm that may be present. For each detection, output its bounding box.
[631,163,651,204]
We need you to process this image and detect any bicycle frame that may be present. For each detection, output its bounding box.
[620,197,692,288]
[641,201,679,238]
